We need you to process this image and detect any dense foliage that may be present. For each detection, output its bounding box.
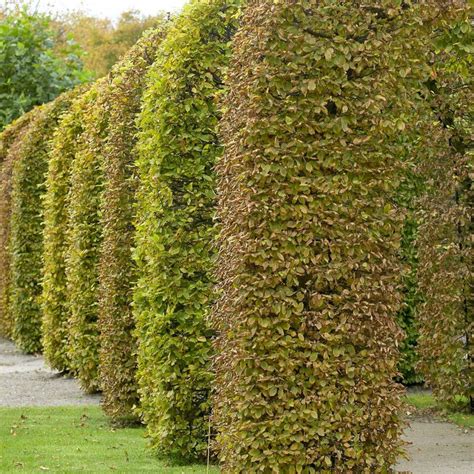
[395,1,472,388]
[98,27,166,423]
[10,95,74,354]
[0,0,470,468]
[133,0,241,459]
[0,7,89,130]
[0,112,35,338]
[417,11,473,408]
[0,113,32,165]
[42,85,89,372]
[66,80,109,392]
[213,1,439,471]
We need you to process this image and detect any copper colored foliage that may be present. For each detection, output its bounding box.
[212,1,443,471]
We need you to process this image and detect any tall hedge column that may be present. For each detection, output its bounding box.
[417,11,473,409]
[134,0,242,459]
[66,81,109,392]
[10,94,74,354]
[213,1,435,471]
[42,86,88,372]
[0,113,35,338]
[98,27,166,423]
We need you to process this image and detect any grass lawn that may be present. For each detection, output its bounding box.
[0,406,219,473]
[405,392,436,410]
[406,392,474,429]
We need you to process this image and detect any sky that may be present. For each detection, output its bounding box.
[35,0,188,19]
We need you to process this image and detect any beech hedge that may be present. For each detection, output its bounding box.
[133,0,242,459]
[98,27,166,423]
[417,11,473,408]
[0,112,33,165]
[10,94,73,354]
[0,113,35,338]
[213,1,439,471]
[42,85,89,372]
[0,1,468,467]
[66,80,109,392]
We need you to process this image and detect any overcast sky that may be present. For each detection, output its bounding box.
[36,0,187,19]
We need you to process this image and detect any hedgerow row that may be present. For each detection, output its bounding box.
[0,0,471,471]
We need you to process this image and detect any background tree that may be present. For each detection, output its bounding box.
[0,5,89,130]
[57,10,167,78]
[396,159,425,385]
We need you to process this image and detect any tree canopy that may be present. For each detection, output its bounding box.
[56,10,168,78]
[0,6,89,130]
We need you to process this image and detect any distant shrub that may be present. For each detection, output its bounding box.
[98,27,166,423]
[66,80,109,392]
[42,85,89,372]
[213,1,440,471]
[133,0,242,459]
[0,112,36,338]
[10,94,74,354]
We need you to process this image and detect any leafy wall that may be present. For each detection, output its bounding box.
[0,113,36,338]
[66,80,109,392]
[10,93,74,353]
[417,11,473,407]
[133,0,242,459]
[213,1,439,471]
[98,26,167,422]
[42,85,90,372]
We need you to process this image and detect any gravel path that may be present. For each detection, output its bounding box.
[0,337,100,406]
[397,420,473,473]
[1,337,472,472]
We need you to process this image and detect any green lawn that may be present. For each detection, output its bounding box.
[406,392,474,429]
[2,398,471,472]
[0,406,219,473]
[446,411,474,429]
[405,392,436,410]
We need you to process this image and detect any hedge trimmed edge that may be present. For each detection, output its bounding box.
[10,93,75,354]
[0,112,36,339]
[66,79,109,392]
